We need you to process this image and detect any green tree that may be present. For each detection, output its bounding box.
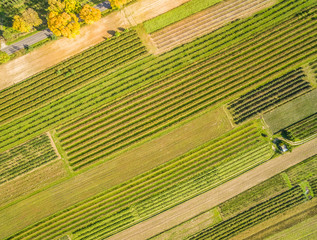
[0,51,10,64]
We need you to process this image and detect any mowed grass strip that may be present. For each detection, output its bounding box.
[0,0,314,153]
[0,134,58,185]
[143,0,223,33]
[57,9,317,170]
[5,122,272,240]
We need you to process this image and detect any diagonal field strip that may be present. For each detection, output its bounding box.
[108,137,317,240]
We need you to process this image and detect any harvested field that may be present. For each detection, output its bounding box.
[150,0,276,54]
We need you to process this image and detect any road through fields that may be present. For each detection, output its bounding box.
[108,137,317,240]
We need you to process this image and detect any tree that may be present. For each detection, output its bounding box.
[12,8,42,33]
[47,11,80,38]
[12,15,32,32]
[80,4,101,24]
[0,51,10,64]
[109,0,128,9]
[47,0,81,38]
[22,8,43,28]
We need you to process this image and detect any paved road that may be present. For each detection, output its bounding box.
[108,137,317,240]
[1,1,111,55]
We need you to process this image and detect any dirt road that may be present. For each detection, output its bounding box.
[0,0,190,91]
[108,137,317,240]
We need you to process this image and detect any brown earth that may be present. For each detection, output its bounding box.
[108,137,317,240]
[0,0,190,91]
[0,107,231,239]
[150,0,276,54]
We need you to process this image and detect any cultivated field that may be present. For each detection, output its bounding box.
[284,113,317,140]
[228,68,311,123]
[264,88,317,133]
[2,122,272,239]
[0,0,316,239]
[0,134,58,185]
[150,0,276,54]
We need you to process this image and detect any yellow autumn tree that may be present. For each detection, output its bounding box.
[47,0,81,38]
[109,0,128,9]
[48,11,80,38]
[79,4,101,24]
[12,15,32,32]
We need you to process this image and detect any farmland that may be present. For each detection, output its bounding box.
[0,0,317,239]
[0,134,58,185]
[149,0,276,54]
[4,122,272,240]
[1,0,316,157]
[264,88,317,133]
[228,68,311,123]
[284,113,317,140]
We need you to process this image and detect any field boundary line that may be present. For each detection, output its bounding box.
[50,130,74,176]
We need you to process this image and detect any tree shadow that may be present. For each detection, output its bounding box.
[107,30,116,36]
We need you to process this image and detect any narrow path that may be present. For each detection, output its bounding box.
[108,137,317,240]
[0,0,190,91]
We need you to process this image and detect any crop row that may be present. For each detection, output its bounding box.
[189,185,305,240]
[228,68,312,123]
[0,30,147,124]
[284,113,317,140]
[56,13,317,169]
[0,134,57,185]
[0,0,315,154]
[6,123,272,240]
[309,177,317,194]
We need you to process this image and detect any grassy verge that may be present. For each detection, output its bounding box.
[143,0,223,33]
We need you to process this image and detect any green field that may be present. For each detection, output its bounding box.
[284,113,317,141]
[0,134,58,185]
[263,88,317,133]
[0,0,317,239]
[228,68,311,123]
[143,0,222,33]
[266,213,317,240]
[190,185,306,240]
[3,122,272,239]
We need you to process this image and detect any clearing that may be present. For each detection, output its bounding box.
[108,137,317,240]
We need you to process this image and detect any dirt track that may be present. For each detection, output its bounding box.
[0,0,190,91]
[108,137,317,240]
